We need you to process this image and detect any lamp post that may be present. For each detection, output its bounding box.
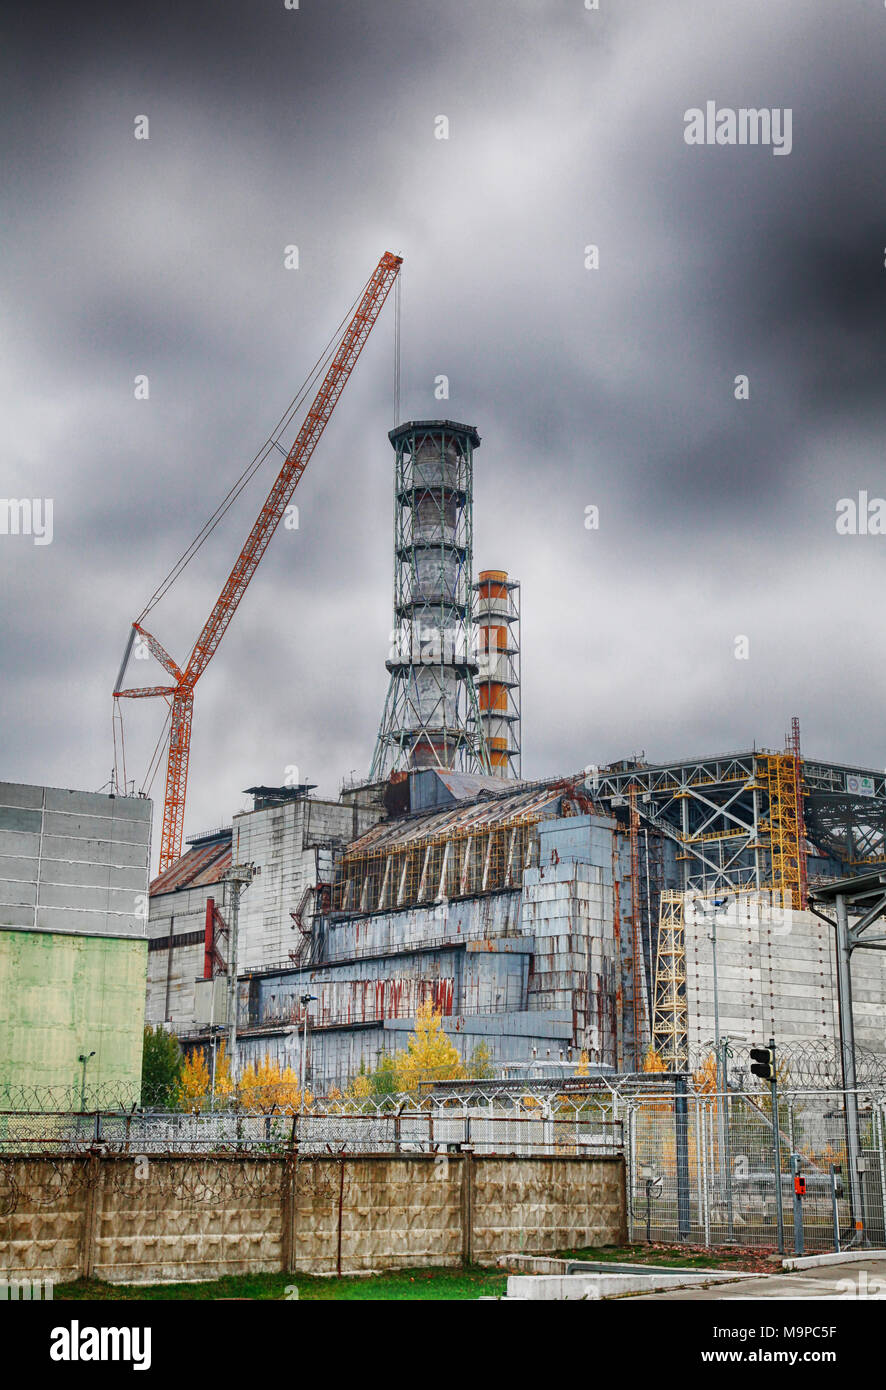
[299,994,317,1107]
[698,895,735,1237]
[225,862,256,1083]
[78,1051,96,1111]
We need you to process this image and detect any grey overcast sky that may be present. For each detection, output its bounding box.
[2,0,886,863]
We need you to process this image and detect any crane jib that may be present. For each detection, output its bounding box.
[116,250,402,873]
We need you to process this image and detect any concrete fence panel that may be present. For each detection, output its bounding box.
[0,1151,625,1285]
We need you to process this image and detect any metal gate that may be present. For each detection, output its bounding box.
[626,1088,886,1252]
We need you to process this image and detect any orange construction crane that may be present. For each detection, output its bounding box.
[114,251,403,872]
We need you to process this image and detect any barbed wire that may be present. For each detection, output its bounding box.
[2,1041,884,1121]
[0,1108,622,1162]
[686,1039,886,1092]
[0,1152,354,1216]
[0,1155,93,1219]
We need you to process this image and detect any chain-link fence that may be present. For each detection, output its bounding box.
[626,1087,886,1252]
[5,1069,886,1254]
[0,1106,622,1157]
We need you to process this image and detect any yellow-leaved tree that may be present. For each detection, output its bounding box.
[395,1001,465,1094]
[213,1039,235,1104]
[693,1052,718,1093]
[177,1048,211,1112]
[238,1054,311,1113]
[691,1052,723,1172]
[643,1046,667,1074]
[345,1073,372,1103]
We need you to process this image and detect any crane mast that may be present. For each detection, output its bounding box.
[115,251,402,872]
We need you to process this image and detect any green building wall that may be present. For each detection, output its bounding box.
[0,931,147,1102]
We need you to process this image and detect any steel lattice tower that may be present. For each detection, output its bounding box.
[370,420,491,778]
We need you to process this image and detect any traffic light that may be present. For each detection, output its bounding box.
[750,1044,775,1081]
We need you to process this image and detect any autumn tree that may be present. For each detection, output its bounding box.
[371,1051,399,1098]
[212,1039,234,1104]
[342,1053,397,1110]
[345,1072,373,1104]
[693,1052,718,1093]
[395,1001,466,1093]
[238,1054,311,1113]
[177,1048,211,1112]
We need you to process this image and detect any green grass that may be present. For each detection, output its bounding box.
[55,1247,771,1299]
[54,1266,507,1302]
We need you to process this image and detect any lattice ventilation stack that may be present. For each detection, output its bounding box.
[371,420,491,778]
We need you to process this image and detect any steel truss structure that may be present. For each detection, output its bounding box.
[330,812,542,915]
[589,750,886,900]
[370,421,491,779]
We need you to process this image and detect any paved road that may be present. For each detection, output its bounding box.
[633,1256,886,1299]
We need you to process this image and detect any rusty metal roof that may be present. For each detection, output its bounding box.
[341,782,567,858]
[150,831,232,896]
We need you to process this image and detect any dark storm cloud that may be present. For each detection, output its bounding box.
[2,0,886,864]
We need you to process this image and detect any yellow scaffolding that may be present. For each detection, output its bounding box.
[651,891,688,1069]
[758,753,802,910]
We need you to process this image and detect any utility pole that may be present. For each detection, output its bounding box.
[807,877,886,1251]
[833,891,867,1247]
[769,1037,785,1256]
[225,862,255,1082]
[674,1072,692,1241]
[720,1035,735,1242]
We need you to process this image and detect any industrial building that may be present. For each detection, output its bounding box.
[142,393,886,1094]
[0,781,152,1100]
[146,746,886,1092]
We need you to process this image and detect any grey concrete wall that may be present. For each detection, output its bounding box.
[245,935,532,1029]
[233,798,381,970]
[233,1007,578,1092]
[523,860,617,1063]
[0,783,151,939]
[523,816,620,1063]
[146,795,383,1027]
[683,891,886,1057]
[146,880,229,1030]
[321,889,523,960]
[0,1152,626,1283]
